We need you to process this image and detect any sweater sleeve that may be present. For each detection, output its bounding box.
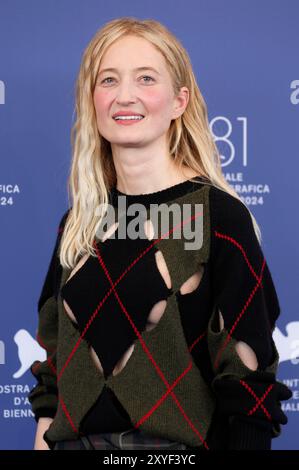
[206,186,292,450]
[28,210,70,422]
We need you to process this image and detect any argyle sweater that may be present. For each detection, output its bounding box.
[28,177,292,450]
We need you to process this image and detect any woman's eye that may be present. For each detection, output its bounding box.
[101,77,115,84]
[140,75,154,83]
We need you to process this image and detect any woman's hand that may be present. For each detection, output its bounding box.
[33,417,54,450]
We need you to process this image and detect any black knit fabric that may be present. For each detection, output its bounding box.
[229,415,273,450]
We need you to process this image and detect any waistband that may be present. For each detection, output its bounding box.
[53,427,189,450]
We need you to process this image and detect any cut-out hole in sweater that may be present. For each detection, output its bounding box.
[178,265,205,295]
[215,308,258,371]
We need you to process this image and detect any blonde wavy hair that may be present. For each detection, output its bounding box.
[59,16,261,269]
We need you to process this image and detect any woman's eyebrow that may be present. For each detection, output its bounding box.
[98,66,161,76]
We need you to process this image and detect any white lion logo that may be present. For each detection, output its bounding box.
[13,329,46,379]
[273,322,299,365]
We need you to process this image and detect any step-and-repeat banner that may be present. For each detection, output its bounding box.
[0,0,298,450]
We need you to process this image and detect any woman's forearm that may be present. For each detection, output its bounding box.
[34,417,54,450]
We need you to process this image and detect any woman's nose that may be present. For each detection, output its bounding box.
[116,82,138,102]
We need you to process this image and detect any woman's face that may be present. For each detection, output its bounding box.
[93,35,188,149]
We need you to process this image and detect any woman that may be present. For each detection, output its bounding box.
[29,17,291,451]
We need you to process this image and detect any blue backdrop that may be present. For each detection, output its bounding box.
[0,0,298,450]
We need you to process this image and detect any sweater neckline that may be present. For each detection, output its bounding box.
[110,175,208,207]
